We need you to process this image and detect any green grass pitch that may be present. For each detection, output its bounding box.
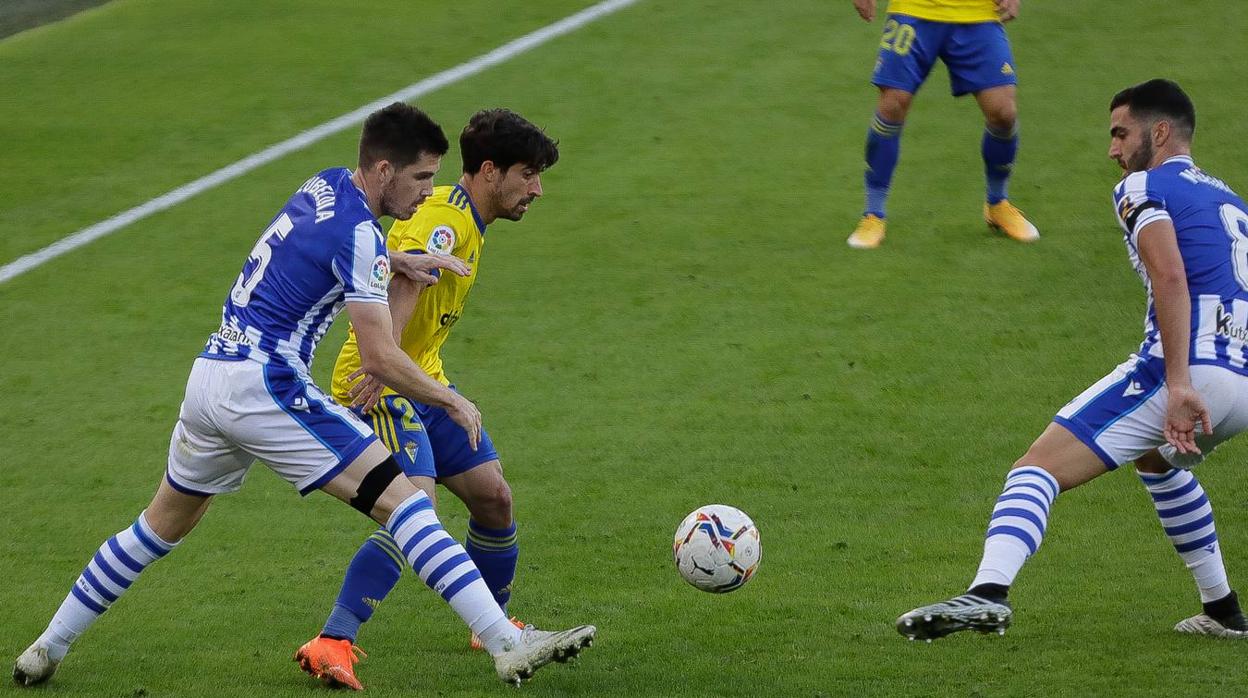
[3,1,1248,695]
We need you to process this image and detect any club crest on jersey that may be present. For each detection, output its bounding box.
[428,225,456,255]
[370,255,390,292]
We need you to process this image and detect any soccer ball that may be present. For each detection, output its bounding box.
[672,505,761,593]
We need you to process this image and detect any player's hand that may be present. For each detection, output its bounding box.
[347,368,386,413]
[1164,383,1212,455]
[389,252,471,285]
[853,0,875,22]
[996,0,1019,21]
[446,394,482,452]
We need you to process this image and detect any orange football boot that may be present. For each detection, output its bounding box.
[295,636,366,691]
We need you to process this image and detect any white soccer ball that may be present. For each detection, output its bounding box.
[672,504,761,593]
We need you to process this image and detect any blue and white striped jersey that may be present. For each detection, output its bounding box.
[201,167,389,376]
[1113,155,1248,376]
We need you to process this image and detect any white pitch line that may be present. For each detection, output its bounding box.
[0,0,638,285]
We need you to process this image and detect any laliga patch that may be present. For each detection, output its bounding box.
[427,225,456,255]
[369,255,390,293]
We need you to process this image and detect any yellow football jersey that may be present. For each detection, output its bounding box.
[887,0,999,23]
[332,184,485,402]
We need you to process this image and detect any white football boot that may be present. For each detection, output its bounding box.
[13,641,59,687]
[493,624,596,686]
[1175,614,1248,639]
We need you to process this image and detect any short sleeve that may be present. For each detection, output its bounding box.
[1113,170,1171,243]
[334,220,390,304]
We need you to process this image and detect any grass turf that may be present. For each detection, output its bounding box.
[3,1,1248,695]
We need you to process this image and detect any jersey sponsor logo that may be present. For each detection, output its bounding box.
[428,225,456,254]
[370,256,390,293]
[215,323,252,346]
[1122,380,1145,397]
[1215,303,1248,343]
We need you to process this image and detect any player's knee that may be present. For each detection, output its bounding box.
[984,103,1017,132]
[876,89,913,124]
[1134,449,1171,475]
[470,480,513,527]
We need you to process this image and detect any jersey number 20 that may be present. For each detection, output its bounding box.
[230,213,294,307]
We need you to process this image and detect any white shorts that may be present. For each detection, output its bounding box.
[165,357,378,496]
[1054,355,1248,469]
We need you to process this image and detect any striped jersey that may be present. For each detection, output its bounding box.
[1113,155,1248,376]
[201,167,389,377]
[887,0,999,23]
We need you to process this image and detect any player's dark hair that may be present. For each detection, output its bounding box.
[1110,79,1196,140]
[460,109,559,175]
[358,102,449,170]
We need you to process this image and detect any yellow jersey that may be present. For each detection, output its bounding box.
[887,0,999,23]
[331,184,486,402]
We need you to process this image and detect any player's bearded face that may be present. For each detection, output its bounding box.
[1108,106,1153,174]
[382,154,442,220]
[494,163,543,222]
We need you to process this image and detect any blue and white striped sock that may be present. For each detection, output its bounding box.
[385,492,520,654]
[970,466,1059,589]
[1139,468,1231,603]
[38,511,176,661]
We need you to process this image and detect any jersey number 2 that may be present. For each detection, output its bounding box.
[1220,204,1248,291]
[230,213,294,307]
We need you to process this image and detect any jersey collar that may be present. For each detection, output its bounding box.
[451,183,488,235]
[1163,155,1194,166]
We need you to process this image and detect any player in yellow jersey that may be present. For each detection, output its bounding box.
[847,0,1039,248]
[296,109,560,689]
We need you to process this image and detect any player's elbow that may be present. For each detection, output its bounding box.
[1151,266,1187,289]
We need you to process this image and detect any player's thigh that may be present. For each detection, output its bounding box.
[362,395,436,481]
[226,362,381,496]
[440,460,512,525]
[870,14,945,99]
[413,390,501,480]
[1157,365,1248,469]
[1052,355,1181,479]
[1016,421,1109,491]
[166,358,258,497]
[941,20,1016,97]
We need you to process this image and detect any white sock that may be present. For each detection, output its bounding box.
[39,511,177,661]
[970,466,1059,590]
[1139,468,1231,603]
[385,492,521,655]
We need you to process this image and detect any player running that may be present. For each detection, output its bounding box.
[13,103,595,689]
[897,80,1248,641]
[293,109,560,689]
[847,0,1037,248]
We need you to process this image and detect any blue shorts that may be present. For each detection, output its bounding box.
[871,14,1016,97]
[360,390,499,479]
